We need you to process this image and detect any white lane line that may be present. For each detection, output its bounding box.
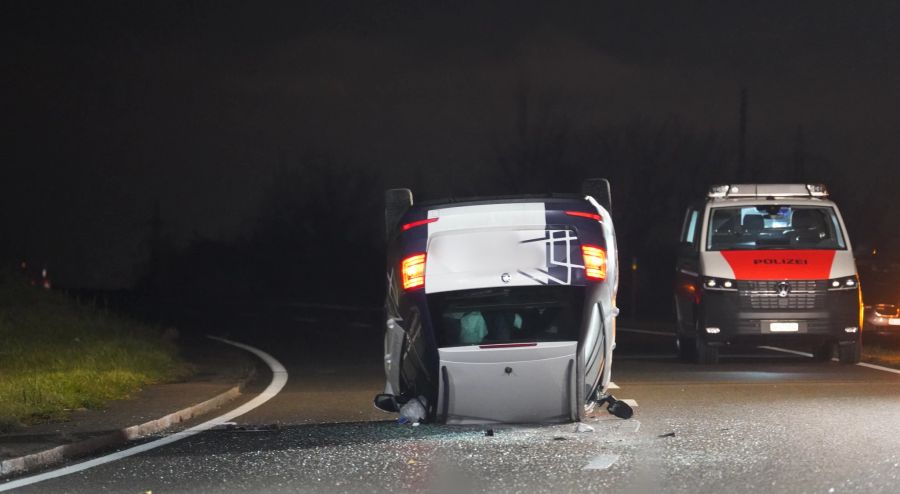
[762,346,900,375]
[855,362,900,376]
[758,346,813,358]
[607,381,620,390]
[0,336,288,492]
[583,453,619,470]
[621,399,638,408]
[618,327,675,337]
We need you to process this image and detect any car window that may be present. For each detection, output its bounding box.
[707,205,846,251]
[430,286,582,347]
[682,209,698,244]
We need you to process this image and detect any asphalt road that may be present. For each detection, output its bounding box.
[6,310,900,493]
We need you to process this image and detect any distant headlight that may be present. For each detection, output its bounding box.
[702,276,737,291]
[827,276,859,291]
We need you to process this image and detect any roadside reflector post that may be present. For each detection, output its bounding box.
[631,256,638,318]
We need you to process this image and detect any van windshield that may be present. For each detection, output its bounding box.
[428,286,583,348]
[707,205,846,251]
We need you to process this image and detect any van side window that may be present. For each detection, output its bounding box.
[682,209,699,246]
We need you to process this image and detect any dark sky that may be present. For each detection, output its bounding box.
[3,1,900,287]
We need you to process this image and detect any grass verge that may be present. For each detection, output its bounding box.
[0,272,188,432]
[861,338,900,368]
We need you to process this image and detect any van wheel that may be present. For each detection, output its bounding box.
[695,338,719,364]
[812,342,833,361]
[838,339,861,364]
[676,336,694,361]
[693,318,718,364]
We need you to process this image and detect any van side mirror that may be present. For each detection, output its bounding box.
[678,241,698,257]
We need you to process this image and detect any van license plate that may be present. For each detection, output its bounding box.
[770,322,799,332]
[889,318,900,326]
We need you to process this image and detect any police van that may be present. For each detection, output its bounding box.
[375,179,632,424]
[675,184,862,364]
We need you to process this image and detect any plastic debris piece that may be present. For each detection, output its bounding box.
[399,396,427,424]
[583,453,620,471]
[658,432,676,438]
[574,423,595,433]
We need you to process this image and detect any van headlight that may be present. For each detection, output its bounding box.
[827,276,858,291]
[702,277,738,291]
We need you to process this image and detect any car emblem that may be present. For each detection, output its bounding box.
[500,272,511,284]
[775,281,791,298]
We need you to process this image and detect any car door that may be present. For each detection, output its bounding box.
[675,206,702,333]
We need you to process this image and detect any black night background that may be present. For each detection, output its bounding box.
[3,1,899,318]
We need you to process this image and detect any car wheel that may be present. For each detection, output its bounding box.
[676,336,694,361]
[838,338,861,364]
[695,337,719,364]
[812,342,833,361]
[693,317,719,365]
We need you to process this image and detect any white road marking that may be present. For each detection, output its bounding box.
[621,399,638,408]
[762,346,900,375]
[854,362,900,375]
[758,346,813,358]
[607,381,620,390]
[618,327,675,337]
[0,336,288,492]
[583,453,619,470]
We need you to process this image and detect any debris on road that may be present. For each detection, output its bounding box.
[398,396,427,425]
[574,423,595,433]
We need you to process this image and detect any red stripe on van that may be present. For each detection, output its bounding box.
[720,250,836,280]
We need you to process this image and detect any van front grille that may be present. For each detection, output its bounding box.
[737,280,826,310]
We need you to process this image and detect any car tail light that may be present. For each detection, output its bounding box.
[401,217,439,231]
[581,245,607,281]
[401,253,426,290]
[565,211,602,221]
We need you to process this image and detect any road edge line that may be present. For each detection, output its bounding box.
[0,336,285,490]
[762,346,900,375]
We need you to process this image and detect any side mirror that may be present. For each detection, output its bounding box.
[678,241,698,258]
[374,393,399,413]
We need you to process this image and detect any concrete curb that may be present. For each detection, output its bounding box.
[0,353,257,479]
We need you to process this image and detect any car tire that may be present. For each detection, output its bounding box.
[812,342,833,361]
[695,337,719,364]
[693,317,719,365]
[838,338,861,364]
[676,336,694,361]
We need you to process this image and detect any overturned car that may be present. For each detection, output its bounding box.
[375,180,631,424]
